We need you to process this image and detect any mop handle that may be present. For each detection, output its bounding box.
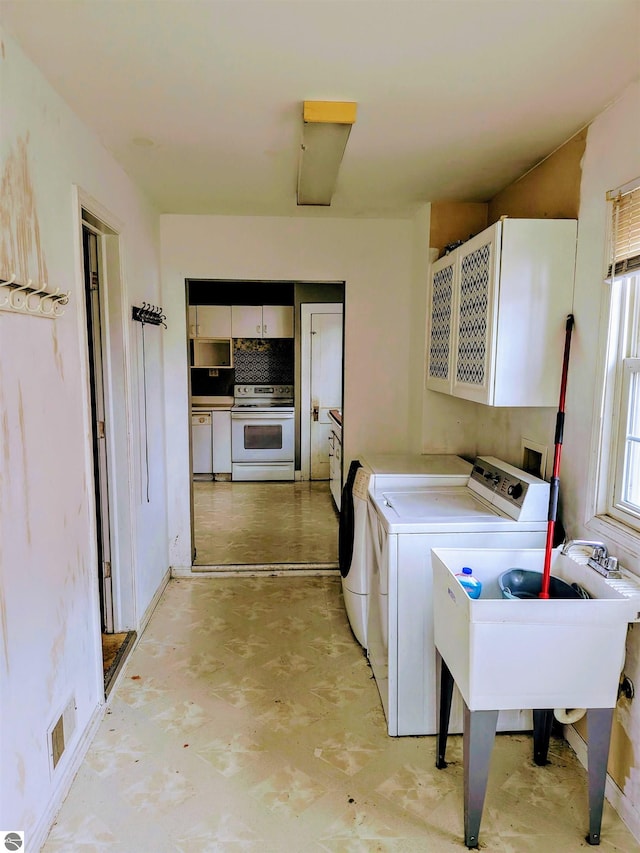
[540,314,574,599]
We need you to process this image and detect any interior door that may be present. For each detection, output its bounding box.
[310,310,343,479]
[82,226,114,633]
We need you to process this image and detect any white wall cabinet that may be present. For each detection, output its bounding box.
[189,305,232,338]
[231,305,294,338]
[426,218,577,407]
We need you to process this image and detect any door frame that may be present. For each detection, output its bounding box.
[82,222,115,632]
[73,187,137,635]
[300,302,344,481]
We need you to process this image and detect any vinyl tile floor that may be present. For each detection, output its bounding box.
[193,481,339,567]
[43,576,639,852]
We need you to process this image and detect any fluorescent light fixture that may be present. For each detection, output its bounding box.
[297,101,357,206]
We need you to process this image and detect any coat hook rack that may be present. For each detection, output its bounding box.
[132,302,167,328]
[0,272,71,318]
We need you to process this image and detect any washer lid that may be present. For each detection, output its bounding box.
[362,453,472,477]
[380,487,501,521]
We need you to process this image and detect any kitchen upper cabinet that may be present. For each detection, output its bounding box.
[426,218,577,407]
[231,305,294,338]
[263,305,294,338]
[189,305,232,338]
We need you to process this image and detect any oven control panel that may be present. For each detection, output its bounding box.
[469,456,549,521]
[234,384,293,398]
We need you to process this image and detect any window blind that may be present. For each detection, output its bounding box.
[608,182,640,278]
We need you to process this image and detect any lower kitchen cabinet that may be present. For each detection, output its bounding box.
[329,424,342,511]
[192,411,213,478]
[212,410,232,475]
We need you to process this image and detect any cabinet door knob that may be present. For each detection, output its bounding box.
[256,324,261,334]
[263,324,267,335]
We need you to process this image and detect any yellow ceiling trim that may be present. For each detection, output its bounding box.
[303,101,357,125]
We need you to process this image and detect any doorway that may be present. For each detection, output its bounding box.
[79,203,136,691]
[300,303,344,481]
[189,283,344,568]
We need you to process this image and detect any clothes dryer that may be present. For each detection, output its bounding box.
[367,456,549,736]
[338,453,472,648]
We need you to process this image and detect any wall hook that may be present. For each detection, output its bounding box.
[0,272,71,318]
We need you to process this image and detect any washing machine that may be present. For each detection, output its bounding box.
[338,453,472,648]
[367,456,550,736]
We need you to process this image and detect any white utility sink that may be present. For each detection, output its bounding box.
[432,547,640,712]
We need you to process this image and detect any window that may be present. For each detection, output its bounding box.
[599,181,640,533]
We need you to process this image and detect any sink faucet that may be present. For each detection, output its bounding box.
[562,539,621,578]
[562,539,608,559]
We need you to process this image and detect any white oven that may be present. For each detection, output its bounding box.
[231,385,295,481]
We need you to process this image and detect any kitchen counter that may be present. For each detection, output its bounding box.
[191,396,234,411]
[329,411,342,511]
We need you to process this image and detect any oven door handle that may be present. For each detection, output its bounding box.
[231,411,295,420]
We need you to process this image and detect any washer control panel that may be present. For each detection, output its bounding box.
[469,456,549,521]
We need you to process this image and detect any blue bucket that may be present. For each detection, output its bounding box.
[499,568,585,600]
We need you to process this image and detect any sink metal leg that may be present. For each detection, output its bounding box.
[463,703,498,849]
[586,707,614,846]
[436,653,454,769]
[532,708,554,765]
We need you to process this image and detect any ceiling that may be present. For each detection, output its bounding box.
[1,1,639,218]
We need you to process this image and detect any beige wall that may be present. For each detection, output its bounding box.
[428,128,586,254]
[429,202,488,258]
[488,128,586,223]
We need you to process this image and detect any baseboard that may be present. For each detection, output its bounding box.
[175,563,339,577]
[564,723,640,843]
[29,700,106,851]
[139,567,171,634]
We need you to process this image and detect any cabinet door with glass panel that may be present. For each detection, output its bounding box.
[450,226,501,404]
[426,253,457,395]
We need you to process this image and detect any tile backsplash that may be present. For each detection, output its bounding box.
[233,338,294,384]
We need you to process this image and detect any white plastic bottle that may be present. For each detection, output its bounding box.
[455,566,482,599]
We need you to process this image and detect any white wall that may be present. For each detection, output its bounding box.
[160,213,417,568]
[0,30,169,844]
[561,81,640,833]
